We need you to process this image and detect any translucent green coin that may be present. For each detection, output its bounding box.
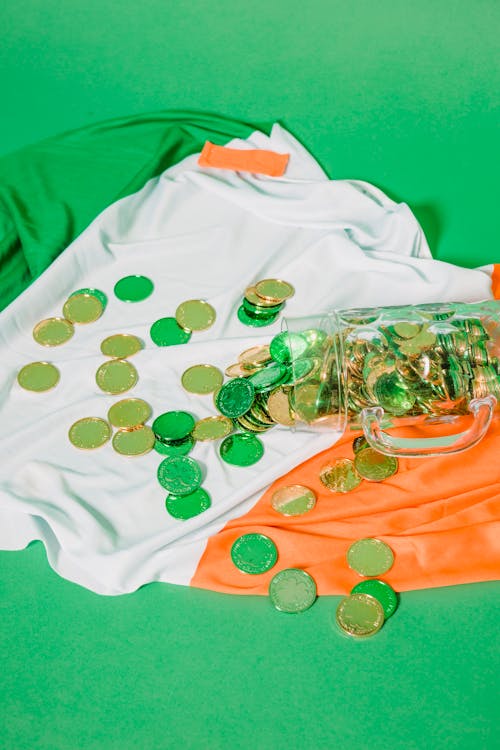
[107,398,152,429]
[237,306,280,328]
[152,411,195,442]
[220,433,264,466]
[287,358,320,385]
[157,456,203,495]
[373,371,415,415]
[269,331,308,364]
[165,488,211,520]
[112,426,155,456]
[63,293,103,324]
[33,317,74,346]
[95,359,138,394]
[248,362,289,393]
[192,416,233,441]
[68,417,111,449]
[215,378,255,418]
[354,447,398,482]
[17,361,60,392]
[100,334,143,358]
[71,287,108,308]
[154,436,195,456]
[150,317,192,346]
[269,568,317,613]
[271,485,316,516]
[231,533,278,574]
[181,364,223,394]
[351,579,398,619]
[114,275,154,302]
[347,538,395,577]
[175,299,216,331]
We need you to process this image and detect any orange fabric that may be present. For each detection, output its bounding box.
[191,417,500,595]
[198,141,289,177]
[491,264,500,299]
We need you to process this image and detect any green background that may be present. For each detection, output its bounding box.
[0,2,498,748]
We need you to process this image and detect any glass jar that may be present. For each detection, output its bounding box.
[284,301,500,457]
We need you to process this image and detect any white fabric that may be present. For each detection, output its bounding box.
[0,124,494,594]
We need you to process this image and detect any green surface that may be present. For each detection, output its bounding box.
[0,2,499,748]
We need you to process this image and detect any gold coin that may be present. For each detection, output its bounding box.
[266,387,295,426]
[271,485,316,516]
[319,458,362,493]
[354,447,398,482]
[33,317,74,346]
[175,299,216,331]
[346,537,394,576]
[336,593,385,638]
[254,278,295,303]
[291,382,324,423]
[181,364,224,394]
[107,398,152,429]
[17,361,60,392]
[68,417,111,449]
[236,415,269,433]
[112,425,155,456]
[192,416,233,441]
[62,293,103,324]
[238,344,272,366]
[95,359,138,394]
[225,363,255,378]
[244,287,282,309]
[100,334,143,358]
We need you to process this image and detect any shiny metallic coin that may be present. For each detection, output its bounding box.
[236,415,270,433]
[269,568,317,613]
[157,456,203,495]
[107,398,152,429]
[17,361,60,392]
[33,317,74,346]
[352,436,369,454]
[219,432,264,466]
[231,533,278,574]
[215,378,255,418]
[347,537,394,576]
[242,297,283,317]
[266,387,295,426]
[269,331,308,364]
[248,362,289,393]
[393,322,422,339]
[288,357,320,385]
[351,579,398,619]
[354,447,398,482]
[112,425,155,456]
[100,334,143,358]
[114,275,154,302]
[191,416,233,441]
[150,317,191,346]
[244,286,284,309]
[62,293,103,324]
[95,359,138,394]
[238,345,272,367]
[336,593,385,638]
[166,488,211,520]
[292,383,324,423]
[255,278,295,303]
[225,363,256,378]
[175,299,216,331]
[181,364,223,394]
[70,287,108,308]
[68,417,111,450]
[237,305,279,327]
[319,458,362,493]
[152,411,195,442]
[271,485,316,516]
[154,436,194,456]
[373,371,415,415]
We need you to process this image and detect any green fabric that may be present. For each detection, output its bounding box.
[0,111,270,311]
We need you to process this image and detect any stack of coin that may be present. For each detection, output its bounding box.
[157,455,211,520]
[237,279,295,328]
[152,410,196,456]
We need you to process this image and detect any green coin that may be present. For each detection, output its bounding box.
[68,417,111,449]
[237,305,280,328]
[17,361,60,392]
[181,364,224,394]
[269,331,308,364]
[351,579,398,619]
[354,447,398,482]
[95,359,138,394]
[271,485,316,516]
[150,317,192,346]
[154,436,195,456]
[373,371,415,415]
[175,299,216,331]
[231,533,278,574]
[287,357,320,385]
[269,568,317,613]
[157,456,203,495]
[192,416,233,441]
[248,362,289,393]
[62,293,103,323]
[165,488,211,520]
[347,538,395,577]
[100,334,143,358]
[107,398,152,429]
[112,426,155,456]
[114,275,154,302]
[219,433,264,466]
[215,378,255,418]
[152,411,195,442]
[33,317,74,346]
[71,287,108,308]
[242,297,283,317]
[335,593,385,638]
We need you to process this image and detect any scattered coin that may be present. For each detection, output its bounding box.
[175,299,216,331]
[157,456,203,495]
[346,538,394,576]
[150,317,191,346]
[335,593,385,638]
[112,425,155,456]
[192,416,233,441]
[114,275,154,302]
[215,378,255,418]
[100,334,143,358]
[33,317,74,346]
[68,417,111,449]
[351,579,398,619]
[166,488,211,520]
[354,447,398,482]
[17,361,60,392]
[255,278,295,303]
[181,364,223,394]
[238,345,272,367]
[152,411,195,443]
[154,436,195,457]
[62,293,103,324]
[271,485,316,516]
[231,533,278,574]
[319,458,362,493]
[220,433,264,466]
[95,359,138,394]
[70,287,108,308]
[107,398,152,429]
[269,568,317,613]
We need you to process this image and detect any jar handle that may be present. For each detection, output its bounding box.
[361,396,496,458]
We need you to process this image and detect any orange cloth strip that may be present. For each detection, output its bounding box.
[491,264,500,299]
[198,141,289,176]
[192,417,500,595]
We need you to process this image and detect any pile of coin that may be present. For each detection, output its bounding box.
[237,278,295,328]
[319,438,399,494]
[68,397,155,456]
